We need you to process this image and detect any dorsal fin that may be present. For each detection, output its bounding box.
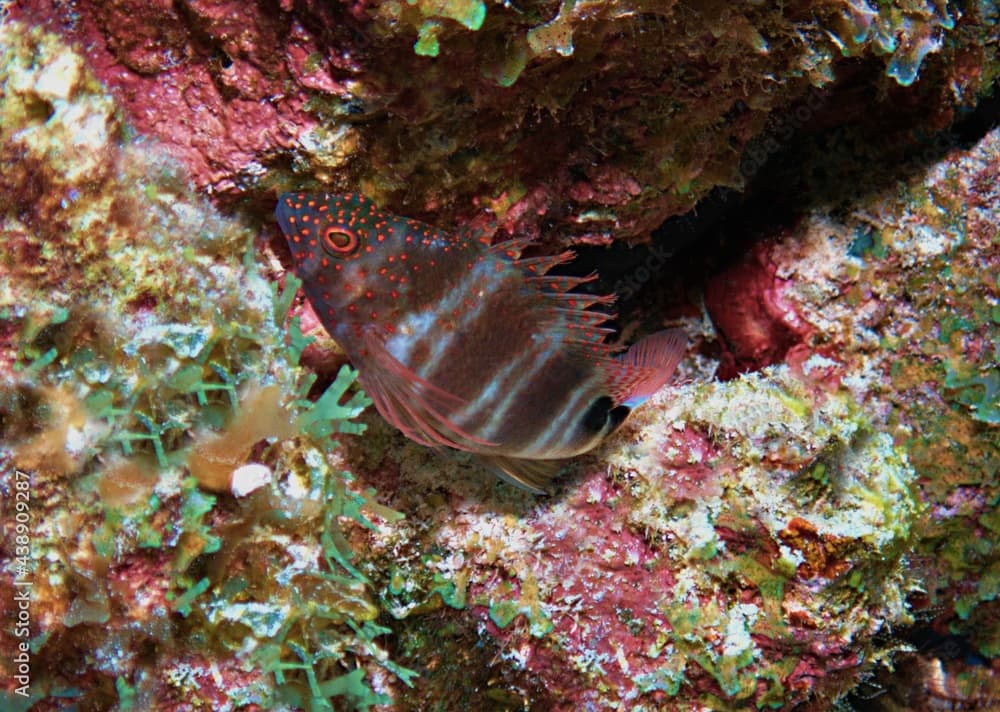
[490,238,577,275]
[606,329,687,407]
[490,237,621,357]
[546,310,618,349]
[543,292,617,307]
[527,273,600,293]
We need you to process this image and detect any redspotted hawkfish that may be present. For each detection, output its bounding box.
[276,192,686,493]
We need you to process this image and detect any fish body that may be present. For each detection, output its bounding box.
[276,192,685,492]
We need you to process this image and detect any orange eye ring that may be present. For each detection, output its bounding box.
[322,226,359,255]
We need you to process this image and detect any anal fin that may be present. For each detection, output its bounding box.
[478,455,565,495]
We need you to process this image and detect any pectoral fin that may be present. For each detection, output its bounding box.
[361,328,496,450]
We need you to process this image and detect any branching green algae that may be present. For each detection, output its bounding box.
[0,24,410,710]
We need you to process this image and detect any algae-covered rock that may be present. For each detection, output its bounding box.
[1,23,408,710]
[8,0,1000,248]
[2,1,999,711]
[356,367,924,708]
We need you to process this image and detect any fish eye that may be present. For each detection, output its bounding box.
[321,226,359,255]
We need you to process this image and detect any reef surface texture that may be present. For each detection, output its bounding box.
[6,0,999,246]
[1,1,999,711]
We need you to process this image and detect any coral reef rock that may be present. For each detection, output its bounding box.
[2,1,999,710]
[7,0,999,248]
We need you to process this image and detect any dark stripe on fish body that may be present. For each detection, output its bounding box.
[524,372,605,457]
[451,337,557,444]
[581,396,614,433]
[375,222,479,367]
[483,350,599,458]
[411,264,497,382]
[419,261,575,450]
[418,262,534,384]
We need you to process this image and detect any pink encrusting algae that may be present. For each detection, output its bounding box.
[275,192,686,492]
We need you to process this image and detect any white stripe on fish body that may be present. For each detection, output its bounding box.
[417,261,501,383]
[384,310,439,365]
[479,336,562,443]
[551,379,614,456]
[339,261,370,302]
[517,373,606,459]
[450,334,555,429]
[384,262,487,366]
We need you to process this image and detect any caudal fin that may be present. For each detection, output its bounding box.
[609,329,687,408]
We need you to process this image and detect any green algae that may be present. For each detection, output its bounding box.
[0,23,412,711]
[480,35,530,88]
[634,662,684,697]
[408,0,486,32]
[945,361,1000,425]
[415,20,443,57]
[487,584,553,638]
[526,0,576,58]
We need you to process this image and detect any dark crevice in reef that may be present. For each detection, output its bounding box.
[953,79,1000,148]
[560,67,1000,377]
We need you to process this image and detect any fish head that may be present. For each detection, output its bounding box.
[275,192,427,335]
[276,192,384,278]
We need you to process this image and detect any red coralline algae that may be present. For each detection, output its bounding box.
[10,0,318,198]
[651,425,725,501]
[704,241,814,378]
[105,551,172,621]
[287,293,351,379]
[140,654,269,711]
[438,475,681,706]
[94,0,189,75]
